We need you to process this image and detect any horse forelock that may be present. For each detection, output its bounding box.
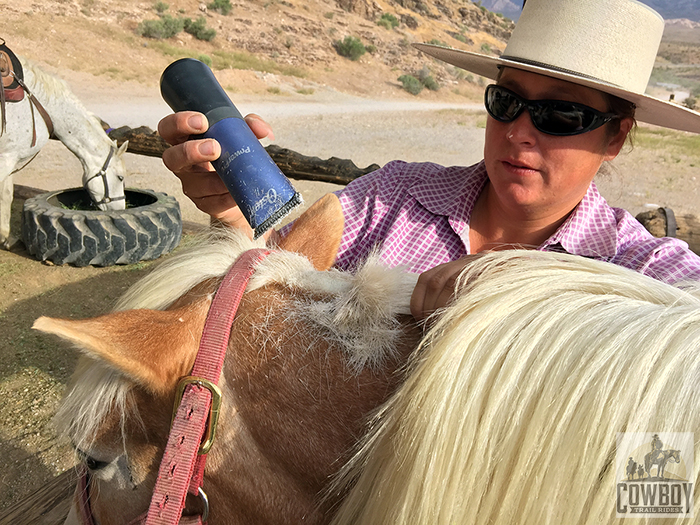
[55,358,139,453]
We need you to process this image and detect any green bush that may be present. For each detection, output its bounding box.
[480,43,491,54]
[334,36,366,61]
[208,0,232,15]
[417,67,440,91]
[154,1,169,14]
[377,13,399,29]
[365,44,377,54]
[137,15,185,39]
[198,54,213,67]
[421,74,439,91]
[184,16,217,41]
[398,74,423,95]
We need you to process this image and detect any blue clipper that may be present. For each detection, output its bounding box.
[160,58,302,239]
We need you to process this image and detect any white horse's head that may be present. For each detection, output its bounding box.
[83,139,128,211]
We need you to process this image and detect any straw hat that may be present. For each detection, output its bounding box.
[414,0,700,133]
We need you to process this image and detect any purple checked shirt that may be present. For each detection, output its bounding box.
[324,159,700,285]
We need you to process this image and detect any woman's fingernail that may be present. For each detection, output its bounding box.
[188,115,204,131]
[198,140,215,156]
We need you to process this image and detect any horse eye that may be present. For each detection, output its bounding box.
[86,456,110,471]
[76,448,110,471]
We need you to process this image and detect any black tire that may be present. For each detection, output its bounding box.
[21,188,182,267]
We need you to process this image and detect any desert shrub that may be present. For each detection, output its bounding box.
[184,16,216,41]
[137,15,185,39]
[428,38,447,47]
[421,74,439,91]
[334,36,366,61]
[685,96,697,110]
[154,1,169,14]
[208,0,232,15]
[418,66,440,91]
[366,44,377,54]
[198,54,212,66]
[481,43,491,54]
[398,74,423,95]
[377,13,399,29]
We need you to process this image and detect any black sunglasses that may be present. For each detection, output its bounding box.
[484,84,619,136]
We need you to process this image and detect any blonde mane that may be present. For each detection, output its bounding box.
[59,228,417,448]
[331,250,700,525]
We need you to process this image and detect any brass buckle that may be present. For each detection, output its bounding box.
[172,376,222,455]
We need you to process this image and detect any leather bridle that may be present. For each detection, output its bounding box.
[76,248,272,525]
[82,144,126,206]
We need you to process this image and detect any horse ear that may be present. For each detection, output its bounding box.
[116,140,129,156]
[32,299,210,395]
[278,193,344,271]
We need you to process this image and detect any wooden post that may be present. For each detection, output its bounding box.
[104,125,379,185]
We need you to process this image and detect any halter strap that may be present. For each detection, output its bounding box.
[145,248,271,525]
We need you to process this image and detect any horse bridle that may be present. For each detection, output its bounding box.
[76,248,272,525]
[83,144,126,206]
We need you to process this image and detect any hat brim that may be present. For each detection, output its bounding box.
[414,43,700,134]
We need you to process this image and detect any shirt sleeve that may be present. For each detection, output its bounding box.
[277,160,416,271]
[611,210,700,285]
[334,160,415,271]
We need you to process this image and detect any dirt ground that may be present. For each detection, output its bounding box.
[2,64,700,513]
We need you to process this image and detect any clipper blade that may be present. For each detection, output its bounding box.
[252,192,303,240]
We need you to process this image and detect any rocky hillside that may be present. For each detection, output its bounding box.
[1,0,514,101]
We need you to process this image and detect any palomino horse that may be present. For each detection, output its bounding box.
[0,47,127,249]
[35,194,700,524]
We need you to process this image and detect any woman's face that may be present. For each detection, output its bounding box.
[483,68,632,221]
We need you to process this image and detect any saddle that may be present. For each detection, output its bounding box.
[0,38,54,145]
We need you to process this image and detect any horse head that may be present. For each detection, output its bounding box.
[35,193,421,524]
[82,138,127,211]
[34,192,700,524]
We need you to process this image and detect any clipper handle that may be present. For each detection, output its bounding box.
[160,58,302,238]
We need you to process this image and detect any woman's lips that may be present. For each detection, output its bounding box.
[502,159,539,175]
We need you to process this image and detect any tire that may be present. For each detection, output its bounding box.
[21,187,182,267]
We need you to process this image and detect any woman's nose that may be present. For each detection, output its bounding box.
[505,110,538,145]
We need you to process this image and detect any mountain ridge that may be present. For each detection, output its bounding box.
[479,0,700,23]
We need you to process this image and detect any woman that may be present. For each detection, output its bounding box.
[157,0,700,319]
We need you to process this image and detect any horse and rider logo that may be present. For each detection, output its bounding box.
[616,432,694,518]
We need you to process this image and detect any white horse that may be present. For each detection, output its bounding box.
[0,51,127,249]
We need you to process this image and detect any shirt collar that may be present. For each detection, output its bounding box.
[409,163,618,258]
[408,161,488,236]
[543,181,618,258]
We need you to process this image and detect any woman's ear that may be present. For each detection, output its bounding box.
[604,117,635,160]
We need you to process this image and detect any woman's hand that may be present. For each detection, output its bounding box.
[158,111,274,230]
[410,255,481,321]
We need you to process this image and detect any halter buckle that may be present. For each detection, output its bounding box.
[172,376,222,455]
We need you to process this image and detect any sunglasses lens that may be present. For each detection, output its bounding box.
[487,86,522,121]
[531,103,593,135]
[486,85,609,136]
